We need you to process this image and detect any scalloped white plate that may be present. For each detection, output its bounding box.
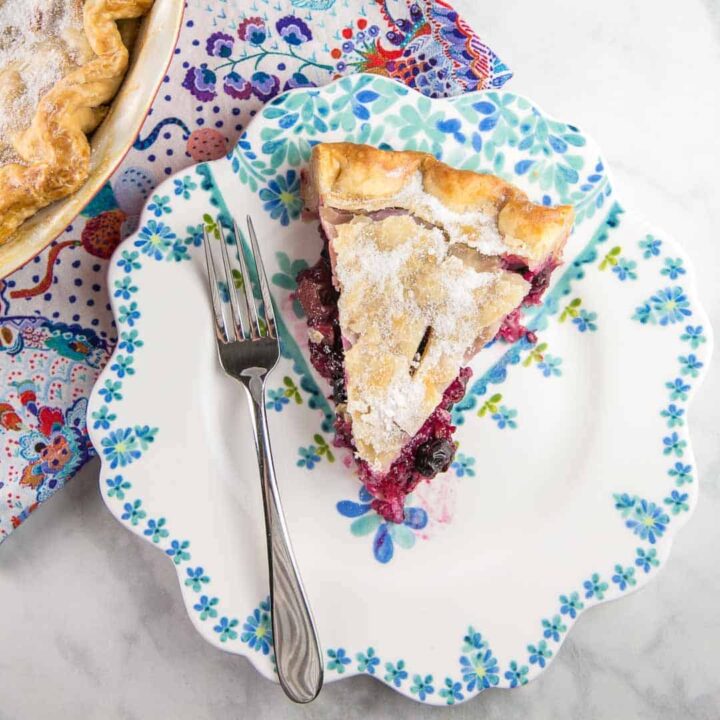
[87,75,712,705]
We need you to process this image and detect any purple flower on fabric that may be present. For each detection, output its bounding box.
[182,66,217,102]
[237,16,267,46]
[385,30,404,47]
[250,71,280,101]
[275,16,312,46]
[206,31,234,58]
[282,72,316,91]
[223,71,253,100]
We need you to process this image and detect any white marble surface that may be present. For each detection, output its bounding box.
[1,1,719,717]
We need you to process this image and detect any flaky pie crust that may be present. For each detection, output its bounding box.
[0,0,154,245]
[304,142,574,269]
[305,143,575,470]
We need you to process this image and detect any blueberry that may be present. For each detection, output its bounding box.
[332,375,347,404]
[414,438,455,477]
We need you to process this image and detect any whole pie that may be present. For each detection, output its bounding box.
[0,0,155,245]
[297,143,574,522]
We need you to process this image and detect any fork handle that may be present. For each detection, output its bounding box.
[243,378,324,703]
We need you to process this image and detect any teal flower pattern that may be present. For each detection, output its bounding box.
[185,566,210,592]
[105,475,130,499]
[327,648,351,673]
[612,257,637,281]
[214,616,239,642]
[505,661,529,688]
[625,499,669,544]
[113,276,137,299]
[680,325,706,349]
[134,219,176,260]
[297,445,321,469]
[121,499,146,526]
[660,257,685,280]
[410,673,435,700]
[144,517,169,543]
[194,595,219,621]
[664,490,689,515]
[660,403,685,427]
[542,615,567,642]
[650,287,691,326]
[527,640,552,668]
[668,462,692,486]
[611,564,636,591]
[384,660,408,688]
[259,169,302,226]
[118,329,143,354]
[666,377,690,401]
[101,428,140,468]
[173,176,197,199]
[356,647,380,675]
[460,648,499,692]
[451,453,476,477]
[166,539,191,564]
[639,235,662,258]
[439,677,464,704]
[573,309,598,332]
[118,302,141,327]
[266,388,289,411]
[241,599,272,654]
[492,406,517,429]
[635,547,659,573]
[679,353,703,377]
[663,432,686,457]
[582,573,608,600]
[92,405,116,430]
[559,592,584,619]
[110,355,135,379]
[117,249,141,273]
[147,194,171,217]
[537,354,562,377]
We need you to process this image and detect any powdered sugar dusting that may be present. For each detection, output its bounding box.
[332,213,504,469]
[0,0,87,165]
[392,172,508,255]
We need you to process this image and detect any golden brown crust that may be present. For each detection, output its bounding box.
[305,142,574,268]
[306,142,574,470]
[0,0,154,245]
[328,212,529,470]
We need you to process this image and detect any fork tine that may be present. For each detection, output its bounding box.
[233,221,261,339]
[203,226,229,343]
[245,215,277,340]
[217,222,248,340]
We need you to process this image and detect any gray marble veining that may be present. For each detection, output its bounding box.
[1,1,719,717]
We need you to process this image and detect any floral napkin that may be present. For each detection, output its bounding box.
[0,0,511,542]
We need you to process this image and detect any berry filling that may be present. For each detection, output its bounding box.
[295,227,559,523]
[497,255,560,342]
[297,250,470,523]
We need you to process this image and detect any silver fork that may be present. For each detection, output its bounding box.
[203,216,323,703]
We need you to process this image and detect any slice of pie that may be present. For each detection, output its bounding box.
[0,0,155,244]
[297,143,574,523]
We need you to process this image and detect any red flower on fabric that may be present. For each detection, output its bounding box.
[37,407,65,437]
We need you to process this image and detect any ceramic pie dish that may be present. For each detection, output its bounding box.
[87,74,712,705]
[0,0,184,279]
